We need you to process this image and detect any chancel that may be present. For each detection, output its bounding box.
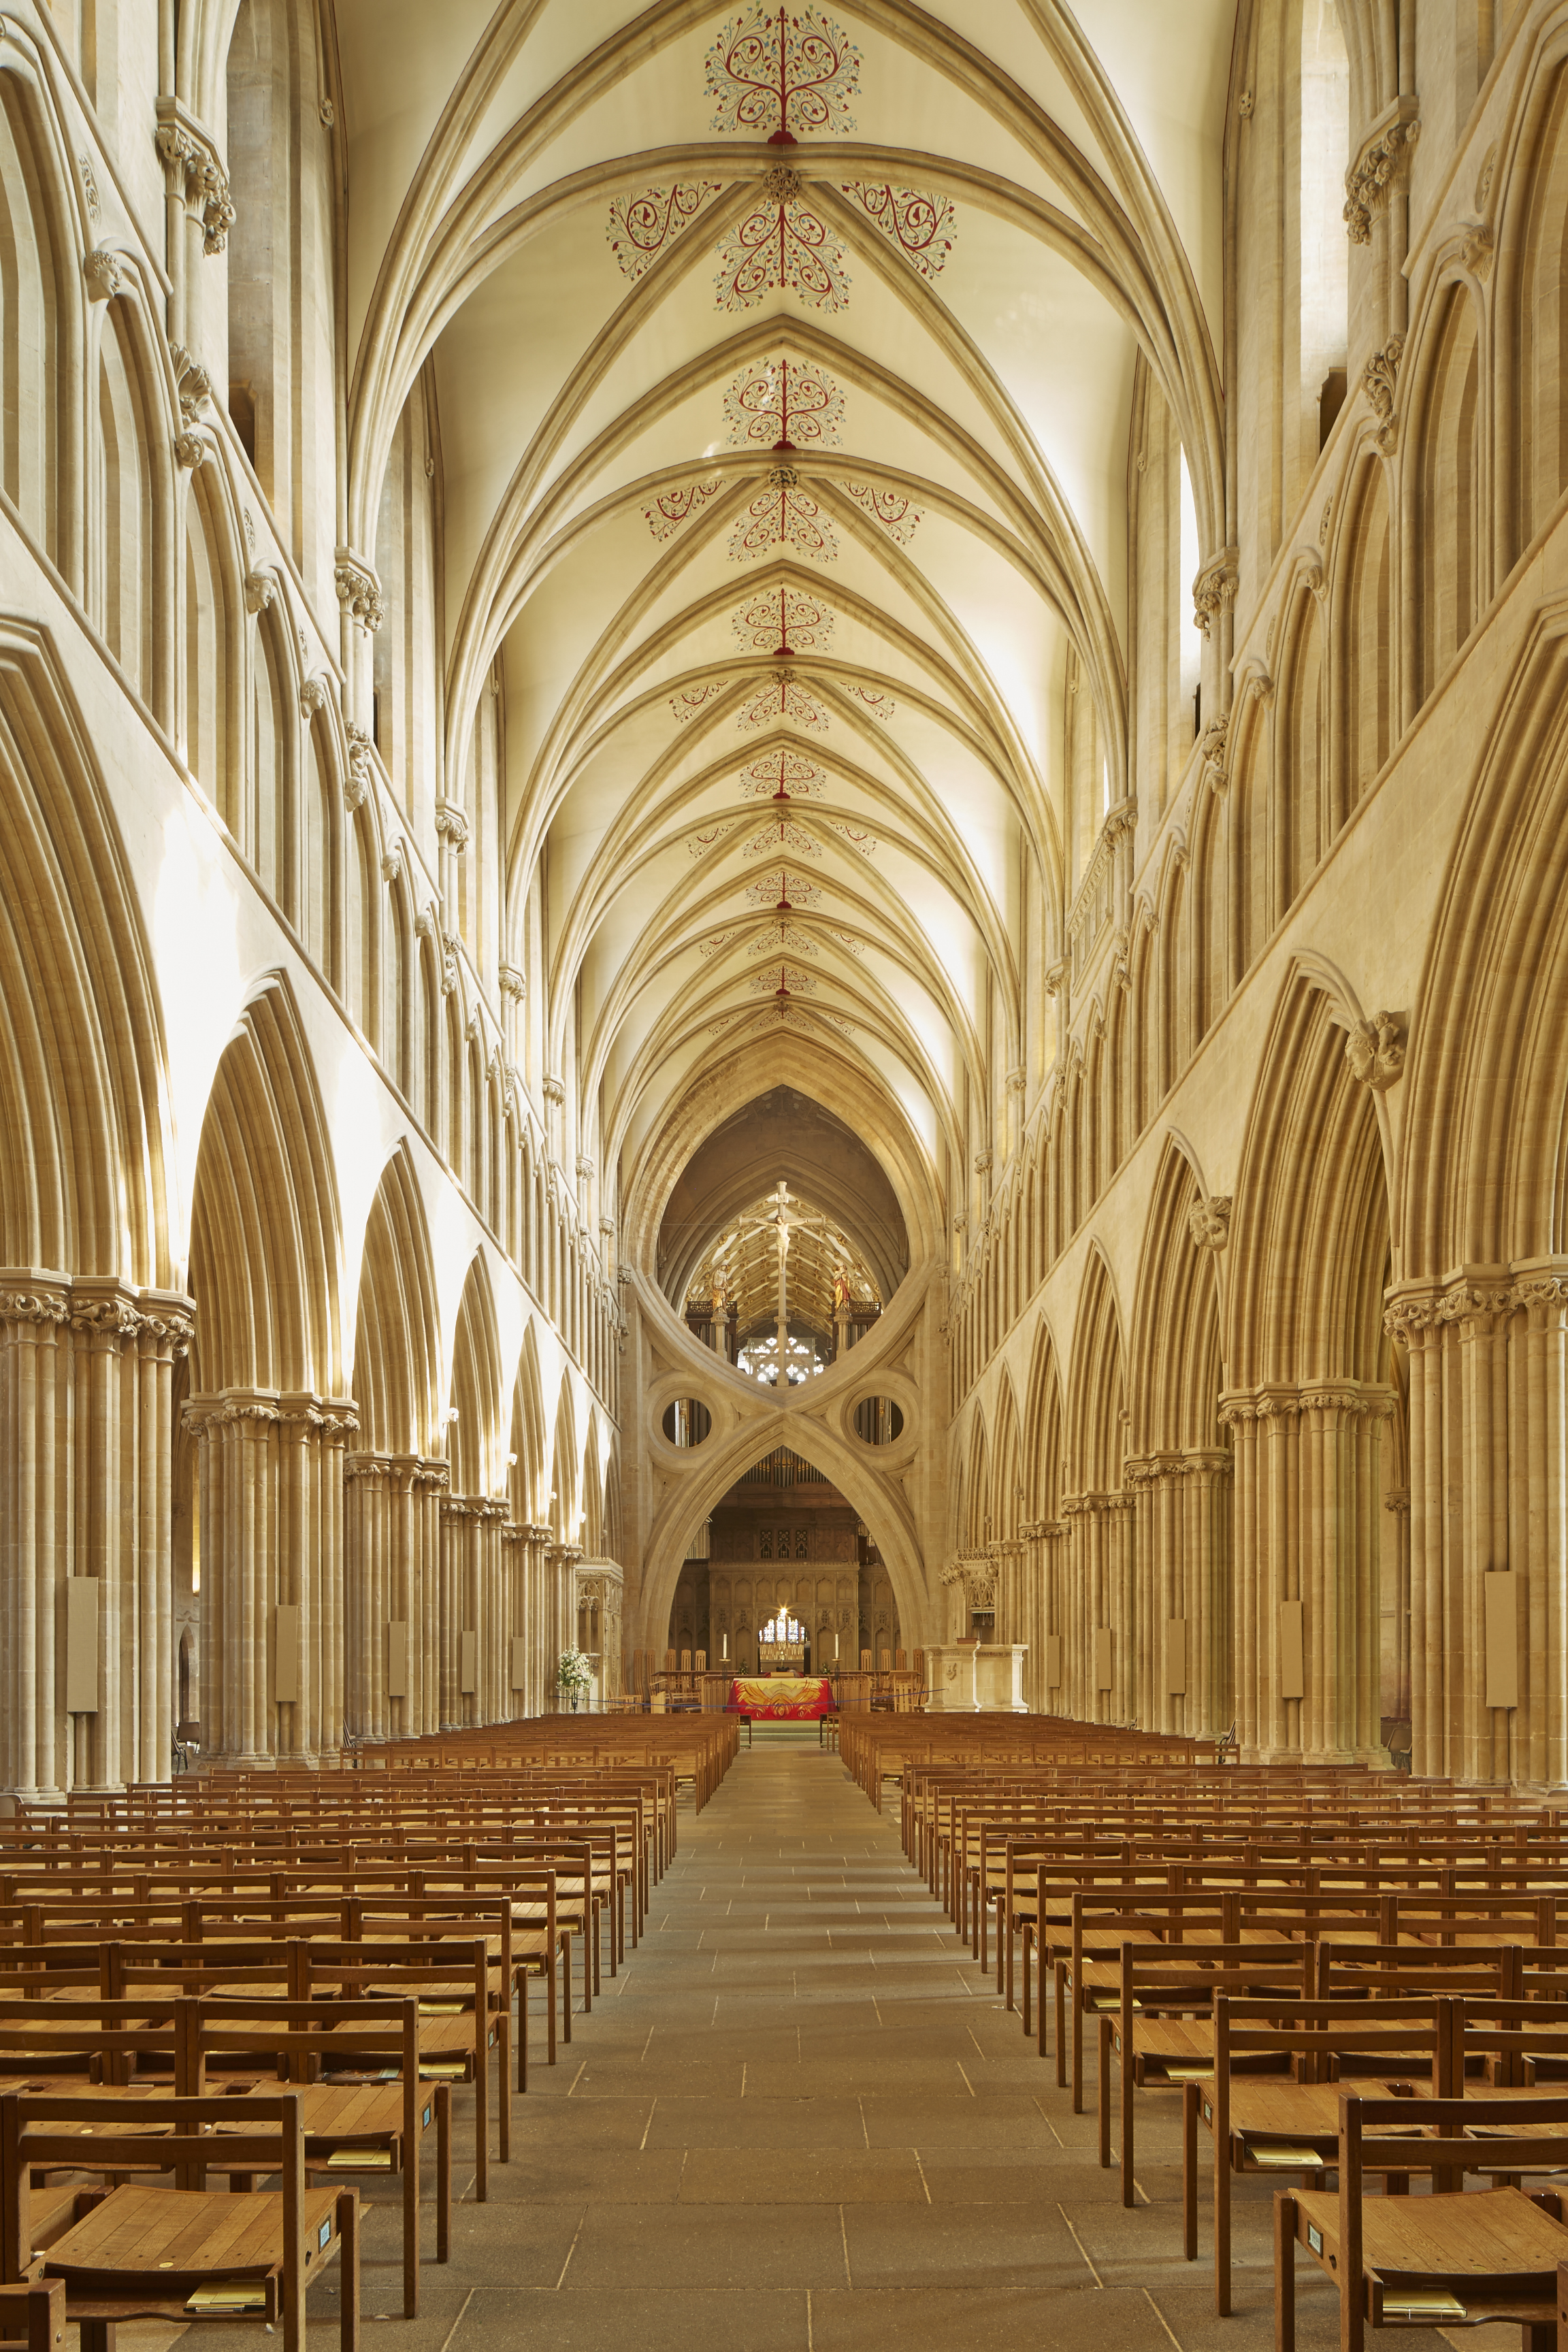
[4,0,1568,2340]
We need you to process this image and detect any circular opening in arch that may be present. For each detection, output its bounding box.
[661,1399,713,1448]
[851,1396,904,1446]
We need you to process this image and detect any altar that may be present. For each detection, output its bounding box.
[729,1676,833,1720]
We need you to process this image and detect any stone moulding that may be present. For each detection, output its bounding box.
[155,100,235,254]
[1343,97,1420,244]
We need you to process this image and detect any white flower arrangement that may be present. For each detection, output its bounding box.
[557,1648,592,1696]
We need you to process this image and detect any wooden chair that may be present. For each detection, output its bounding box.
[1198,1992,1456,2314]
[0,2089,359,2352]
[0,2277,63,2352]
[1275,2093,1568,2352]
[186,1993,449,2317]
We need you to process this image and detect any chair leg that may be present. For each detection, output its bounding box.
[436,2083,452,2262]
[1273,2193,1295,2352]
[338,2189,361,2352]
[1182,2082,1198,2262]
[1098,2016,1112,2168]
[497,2008,512,2163]
[1121,2037,1135,2210]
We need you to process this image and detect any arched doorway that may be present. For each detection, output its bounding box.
[665,1446,901,1676]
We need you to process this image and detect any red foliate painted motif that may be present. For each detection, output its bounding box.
[746,816,821,860]
[607,182,723,280]
[732,584,834,653]
[738,674,830,732]
[688,821,740,858]
[729,468,837,561]
[705,5,860,142]
[826,926,864,954]
[724,357,844,450]
[670,681,728,723]
[841,182,957,280]
[829,817,877,854]
[745,868,822,906]
[715,174,849,311]
[749,961,818,995]
[644,478,723,540]
[738,749,826,798]
[749,919,821,956]
[843,480,922,543]
[845,682,894,721]
[698,930,743,957]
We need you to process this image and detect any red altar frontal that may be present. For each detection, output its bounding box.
[728,1676,833,1720]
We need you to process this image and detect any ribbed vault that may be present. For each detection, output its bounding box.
[333,0,1233,1239]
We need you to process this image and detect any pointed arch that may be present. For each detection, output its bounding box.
[187,975,341,1395]
[448,1251,503,1498]
[0,623,173,1285]
[350,1142,441,1458]
[506,1320,549,1525]
[549,1377,579,1540]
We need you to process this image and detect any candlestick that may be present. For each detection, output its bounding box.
[722,1631,728,1659]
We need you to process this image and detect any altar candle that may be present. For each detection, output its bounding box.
[722,1631,728,1659]
[834,1631,840,1659]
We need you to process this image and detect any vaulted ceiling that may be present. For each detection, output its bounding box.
[338,0,1234,1247]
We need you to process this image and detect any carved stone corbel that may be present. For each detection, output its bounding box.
[1192,549,1239,639]
[156,101,236,253]
[1345,1011,1405,1090]
[84,248,124,301]
[244,571,276,616]
[1343,98,1420,245]
[1198,710,1230,794]
[344,722,373,811]
[1360,335,1406,455]
[333,551,385,633]
[1188,1194,1232,1250]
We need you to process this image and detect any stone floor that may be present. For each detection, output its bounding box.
[181,1731,1450,2352]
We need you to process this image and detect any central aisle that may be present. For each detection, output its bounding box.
[371,1736,1420,2352]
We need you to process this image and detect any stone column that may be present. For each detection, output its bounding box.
[1382,1488,1411,1725]
[439,1497,506,1727]
[187,1386,355,1767]
[1390,1269,1568,1790]
[344,1454,390,1742]
[1220,1382,1390,1765]
[0,1281,72,1800]
[546,1544,584,1708]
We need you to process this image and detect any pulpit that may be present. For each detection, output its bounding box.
[924,1642,1028,1712]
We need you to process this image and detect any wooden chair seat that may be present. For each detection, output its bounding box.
[42,2177,342,2289]
[1286,2183,1565,2330]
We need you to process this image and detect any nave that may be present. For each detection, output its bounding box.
[231,1740,1431,2352]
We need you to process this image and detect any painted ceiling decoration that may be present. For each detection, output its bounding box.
[743,869,823,906]
[736,673,831,732]
[731,585,834,653]
[737,751,826,800]
[704,7,861,142]
[345,0,1230,1277]
[745,817,822,861]
[606,182,723,280]
[840,182,958,279]
[643,478,723,540]
[715,170,849,312]
[725,361,844,452]
[728,470,837,561]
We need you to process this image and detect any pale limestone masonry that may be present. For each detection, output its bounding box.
[1,1,1566,1790]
